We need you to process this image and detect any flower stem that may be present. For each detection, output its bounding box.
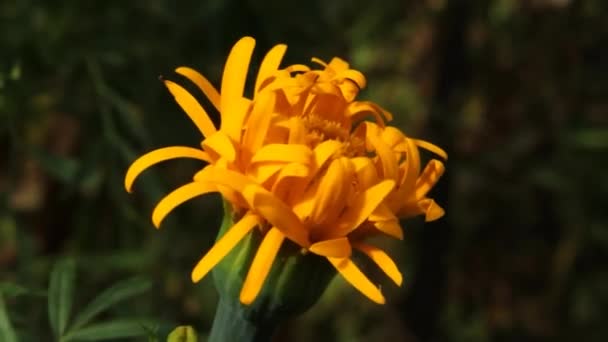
[208,298,277,342]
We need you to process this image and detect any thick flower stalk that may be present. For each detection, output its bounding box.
[125,37,446,308]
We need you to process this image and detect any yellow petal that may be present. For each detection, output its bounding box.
[164,80,217,138]
[250,144,312,165]
[242,91,275,154]
[152,182,216,228]
[287,117,308,145]
[367,129,398,182]
[351,157,379,190]
[309,237,352,258]
[240,227,284,304]
[201,132,237,162]
[242,184,309,247]
[191,212,259,282]
[353,242,402,286]
[401,137,421,191]
[327,257,385,304]
[340,69,366,89]
[220,96,252,143]
[175,67,220,112]
[374,220,404,240]
[418,198,445,222]
[310,158,351,224]
[332,180,396,237]
[414,139,448,160]
[125,147,210,193]
[193,166,252,193]
[346,101,386,126]
[312,140,342,173]
[415,159,445,199]
[271,162,310,195]
[255,44,287,94]
[221,37,256,140]
[247,162,285,185]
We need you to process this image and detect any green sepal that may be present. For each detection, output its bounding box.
[209,201,336,341]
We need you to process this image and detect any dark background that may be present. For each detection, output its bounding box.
[1,0,607,341]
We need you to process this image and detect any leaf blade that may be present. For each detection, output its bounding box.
[0,295,18,342]
[63,319,148,341]
[48,259,76,338]
[69,277,151,331]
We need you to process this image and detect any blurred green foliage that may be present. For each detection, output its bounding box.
[1,0,607,341]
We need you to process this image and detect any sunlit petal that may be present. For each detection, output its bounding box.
[250,144,312,165]
[164,80,217,138]
[191,212,259,282]
[309,237,352,258]
[353,242,402,286]
[332,180,396,237]
[125,147,210,193]
[255,44,287,94]
[201,131,237,162]
[414,139,448,160]
[175,67,221,112]
[152,182,216,228]
[327,257,385,304]
[240,227,285,304]
[242,184,309,247]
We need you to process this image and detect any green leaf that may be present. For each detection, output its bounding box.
[48,259,76,339]
[0,295,18,342]
[63,319,148,341]
[69,277,152,331]
[0,282,29,298]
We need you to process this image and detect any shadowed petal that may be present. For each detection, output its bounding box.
[415,159,445,199]
[327,257,385,304]
[191,212,260,282]
[240,227,285,304]
[125,147,210,193]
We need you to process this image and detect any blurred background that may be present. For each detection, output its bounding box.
[1,0,607,341]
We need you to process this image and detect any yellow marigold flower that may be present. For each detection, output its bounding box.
[125,36,446,305]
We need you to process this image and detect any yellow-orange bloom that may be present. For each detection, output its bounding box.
[125,36,446,305]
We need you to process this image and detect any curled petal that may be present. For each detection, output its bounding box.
[125,147,210,193]
[152,182,216,228]
[191,212,259,282]
[353,242,403,286]
[414,139,448,160]
[327,257,385,304]
[309,237,352,258]
[240,227,285,304]
[193,166,253,193]
[164,80,217,138]
[175,67,220,112]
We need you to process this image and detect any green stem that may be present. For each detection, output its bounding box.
[208,298,277,342]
